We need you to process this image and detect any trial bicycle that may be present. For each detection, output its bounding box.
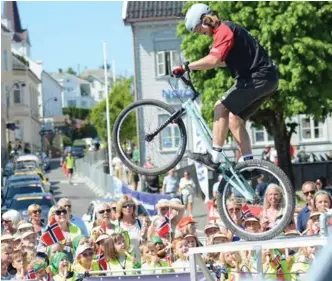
[113,68,295,241]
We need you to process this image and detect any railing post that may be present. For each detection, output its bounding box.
[254,245,263,280]
[189,253,198,281]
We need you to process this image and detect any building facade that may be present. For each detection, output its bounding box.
[1,23,13,161]
[51,72,96,109]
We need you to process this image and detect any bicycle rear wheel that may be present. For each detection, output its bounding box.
[216,159,295,241]
[113,99,187,176]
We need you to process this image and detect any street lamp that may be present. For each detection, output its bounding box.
[42,97,58,118]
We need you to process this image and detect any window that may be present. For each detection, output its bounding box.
[156,50,180,77]
[6,86,10,107]
[4,50,8,71]
[81,101,87,107]
[252,125,273,144]
[13,85,21,104]
[300,116,325,141]
[67,100,76,107]
[159,114,181,150]
[98,91,103,100]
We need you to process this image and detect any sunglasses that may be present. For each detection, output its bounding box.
[32,209,42,214]
[55,210,67,216]
[63,205,71,209]
[82,251,94,257]
[304,190,316,196]
[111,207,117,211]
[98,209,111,214]
[2,220,11,224]
[122,203,135,209]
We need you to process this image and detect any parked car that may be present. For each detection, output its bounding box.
[2,181,45,208]
[14,168,52,193]
[81,197,150,235]
[3,192,56,222]
[71,146,85,158]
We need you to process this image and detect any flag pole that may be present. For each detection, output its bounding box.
[168,206,172,263]
[103,41,113,176]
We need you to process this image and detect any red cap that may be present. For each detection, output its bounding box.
[177,216,197,228]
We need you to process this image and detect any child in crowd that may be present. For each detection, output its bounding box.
[171,238,190,273]
[103,233,137,276]
[11,250,28,279]
[313,190,332,212]
[72,243,100,274]
[184,234,200,248]
[51,252,75,281]
[290,246,316,281]
[21,230,37,263]
[140,242,169,274]
[219,251,243,281]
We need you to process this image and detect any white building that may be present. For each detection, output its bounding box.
[80,69,115,103]
[1,22,13,161]
[51,72,96,109]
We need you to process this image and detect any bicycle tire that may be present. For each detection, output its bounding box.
[216,159,295,241]
[112,99,187,176]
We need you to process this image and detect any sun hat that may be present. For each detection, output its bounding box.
[75,243,93,258]
[204,222,219,234]
[177,216,197,228]
[21,230,36,239]
[244,216,260,224]
[95,234,109,243]
[18,222,34,230]
[212,233,228,241]
[1,233,14,241]
[309,212,322,219]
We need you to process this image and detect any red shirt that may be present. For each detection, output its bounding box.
[209,23,234,61]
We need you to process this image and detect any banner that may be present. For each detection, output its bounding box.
[122,184,172,216]
[85,272,206,281]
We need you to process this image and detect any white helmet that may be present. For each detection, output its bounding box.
[185,3,212,32]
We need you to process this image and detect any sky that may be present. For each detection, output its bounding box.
[4,1,134,76]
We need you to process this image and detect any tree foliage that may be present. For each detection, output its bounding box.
[67,67,77,75]
[63,107,90,120]
[178,1,332,183]
[89,78,136,143]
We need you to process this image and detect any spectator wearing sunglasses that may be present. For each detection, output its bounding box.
[27,204,45,235]
[2,209,22,235]
[91,203,116,240]
[49,205,83,260]
[297,181,317,233]
[110,202,118,224]
[115,195,142,261]
[58,198,89,237]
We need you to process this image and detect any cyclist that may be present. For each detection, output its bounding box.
[172,3,279,171]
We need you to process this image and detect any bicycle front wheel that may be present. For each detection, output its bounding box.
[113,99,187,176]
[216,159,295,241]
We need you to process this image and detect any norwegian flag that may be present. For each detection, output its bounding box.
[40,216,65,246]
[240,204,252,220]
[99,221,107,234]
[96,248,107,270]
[25,269,36,279]
[157,210,171,237]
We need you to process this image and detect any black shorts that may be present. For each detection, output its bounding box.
[68,168,74,174]
[221,66,279,120]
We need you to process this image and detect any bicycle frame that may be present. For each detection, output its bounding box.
[177,73,257,202]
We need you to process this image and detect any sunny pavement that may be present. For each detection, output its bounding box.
[48,159,209,233]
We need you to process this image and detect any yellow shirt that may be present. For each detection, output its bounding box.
[72,260,100,275]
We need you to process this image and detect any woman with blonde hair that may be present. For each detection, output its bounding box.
[261,184,284,231]
[103,233,137,276]
[27,204,45,235]
[91,202,115,240]
[115,195,142,261]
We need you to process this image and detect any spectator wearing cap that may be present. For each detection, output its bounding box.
[204,223,220,245]
[243,217,261,233]
[297,181,317,233]
[95,234,109,252]
[21,230,37,264]
[305,211,322,235]
[151,236,170,260]
[72,243,100,274]
[261,184,284,231]
[27,204,45,235]
[175,216,197,238]
[17,221,34,234]
[27,257,51,281]
[148,198,185,241]
[211,233,228,245]
[1,233,14,246]
[58,198,89,237]
[13,233,22,251]
[184,234,199,248]
[161,169,179,197]
[2,209,22,235]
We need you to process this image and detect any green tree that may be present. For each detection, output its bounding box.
[67,67,77,75]
[63,107,91,120]
[90,78,137,143]
[178,1,332,184]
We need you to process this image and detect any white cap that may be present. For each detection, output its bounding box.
[18,222,33,230]
[75,243,93,258]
